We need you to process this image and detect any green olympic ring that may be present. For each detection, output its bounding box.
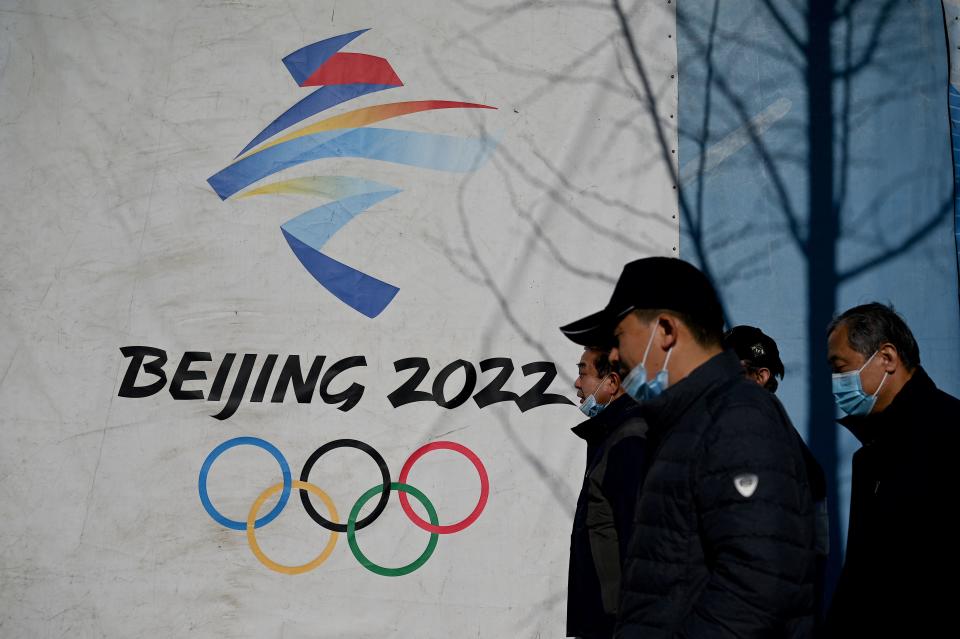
[347,482,439,577]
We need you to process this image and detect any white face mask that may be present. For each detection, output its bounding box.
[621,323,673,402]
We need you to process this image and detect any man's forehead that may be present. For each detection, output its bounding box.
[827,323,849,351]
[827,323,860,361]
[581,347,610,370]
[614,311,635,333]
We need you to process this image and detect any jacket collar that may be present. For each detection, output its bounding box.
[839,366,935,445]
[640,349,743,430]
[571,393,641,445]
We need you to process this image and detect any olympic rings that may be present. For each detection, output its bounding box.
[347,482,439,577]
[247,480,339,575]
[300,439,390,533]
[199,437,291,531]
[399,441,490,534]
[197,437,488,576]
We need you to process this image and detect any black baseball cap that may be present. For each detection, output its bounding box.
[559,257,724,346]
[722,325,785,379]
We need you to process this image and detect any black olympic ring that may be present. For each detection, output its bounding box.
[299,438,391,533]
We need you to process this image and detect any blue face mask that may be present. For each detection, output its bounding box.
[579,374,610,418]
[832,351,888,417]
[622,325,673,402]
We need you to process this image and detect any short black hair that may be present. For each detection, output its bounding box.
[633,308,723,348]
[585,346,616,378]
[827,302,920,371]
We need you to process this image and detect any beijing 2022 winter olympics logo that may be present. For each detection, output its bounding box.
[207,29,498,318]
[198,437,489,576]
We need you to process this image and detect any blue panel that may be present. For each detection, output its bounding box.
[677,0,959,602]
[950,84,960,274]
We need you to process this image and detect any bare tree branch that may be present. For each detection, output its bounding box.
[678,14,807,251]
[832,0,901,78]
[759,0,808,55]
[839,198,952,281]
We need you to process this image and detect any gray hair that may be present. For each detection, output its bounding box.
[827,302,920,370]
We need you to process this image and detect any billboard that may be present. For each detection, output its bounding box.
[0,1,678,636]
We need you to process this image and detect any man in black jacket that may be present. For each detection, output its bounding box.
[725,325,830,624]
[824,303,960,637]
[561,257,817,638]
[564,345,648,638]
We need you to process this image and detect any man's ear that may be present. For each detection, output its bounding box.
[607,370,622,392]
[877,342,901,374]
[659,314,680,350]
[754,368,772,387]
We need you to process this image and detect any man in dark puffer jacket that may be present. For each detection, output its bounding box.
[561,258,817,638]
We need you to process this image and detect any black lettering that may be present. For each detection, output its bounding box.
[250,354,278,402]
[472,358,520,408]
[515,361,575,412]
[271,355,325,403]
[207,353,236,402]
[319,356,366,412]
[118,346,168,398]
[212,353,257,420]
[432,360,477,409]
[169,351,211,400]
[387,357,434,408]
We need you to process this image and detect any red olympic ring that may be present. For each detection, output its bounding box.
[398,440,490,534]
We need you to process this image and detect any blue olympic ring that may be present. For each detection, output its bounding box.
[198,436,292,531]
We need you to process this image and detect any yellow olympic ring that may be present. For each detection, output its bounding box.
[246,480,339,575]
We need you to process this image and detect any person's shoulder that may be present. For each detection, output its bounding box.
[705,378,798,451]
[609,413,649,443]
[605,395,648,436]
[707,375,784,422]
[921,385,960,443]
[932,385,960,413]
[906,369,960,435]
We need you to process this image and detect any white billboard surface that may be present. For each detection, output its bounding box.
[0,1,678,636]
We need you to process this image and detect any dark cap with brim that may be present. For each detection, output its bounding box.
[558,308,630,348]
[722,325,785,379]
[560,257,723,346]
